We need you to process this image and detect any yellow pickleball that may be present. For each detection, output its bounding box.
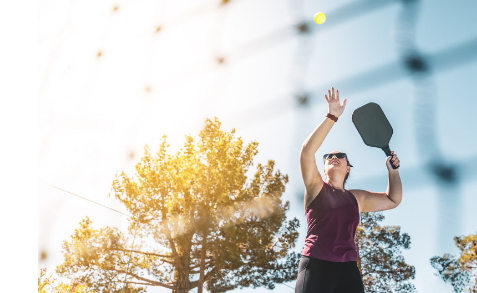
[314,12,326,24]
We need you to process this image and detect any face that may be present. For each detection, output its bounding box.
[324,151,350,176]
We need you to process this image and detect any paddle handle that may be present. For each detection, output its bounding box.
[382,145,399,169]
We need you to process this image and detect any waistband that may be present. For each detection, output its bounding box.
[301,255,357,264]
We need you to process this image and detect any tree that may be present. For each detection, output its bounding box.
[56,117,301,293]
[355,211,417,292]
[430,232,477,293]
[39,268,94,293]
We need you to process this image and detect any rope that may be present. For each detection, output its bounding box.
[38,179,131,217]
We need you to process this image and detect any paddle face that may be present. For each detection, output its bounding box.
[352,102,398,168]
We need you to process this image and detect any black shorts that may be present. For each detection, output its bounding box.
[295,255,365,293]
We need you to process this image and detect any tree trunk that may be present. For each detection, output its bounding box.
[172,255,190,293]
[172,236,194,293]
[197,230,208,293]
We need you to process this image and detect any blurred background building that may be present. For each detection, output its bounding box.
[38,0,477,292]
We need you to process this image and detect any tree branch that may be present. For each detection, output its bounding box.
[189,259,214,269]
[190,255,214,260]
[204,267,219,282]
[115,269,173,290]
[110,248,174,259]
[122,281,151,286]
[190,263,215,274]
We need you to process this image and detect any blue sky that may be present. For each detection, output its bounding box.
[37,0,477,292]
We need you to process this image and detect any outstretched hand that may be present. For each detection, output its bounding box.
[325,87,347,117]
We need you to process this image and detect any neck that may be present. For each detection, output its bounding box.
[326,178,344,190]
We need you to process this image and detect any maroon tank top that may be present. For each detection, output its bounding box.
[301,181,360,262]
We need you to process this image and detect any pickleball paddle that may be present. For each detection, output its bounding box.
[352,102,399,169]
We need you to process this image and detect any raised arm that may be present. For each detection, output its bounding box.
[300,87,347,209]
[299,118,332,191]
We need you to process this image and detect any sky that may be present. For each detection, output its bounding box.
[36,0,477,292]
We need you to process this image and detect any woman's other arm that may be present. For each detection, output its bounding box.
[350,151,402,212]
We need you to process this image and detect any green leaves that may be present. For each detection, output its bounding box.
[357,212,417,292]
[430,232,477,292]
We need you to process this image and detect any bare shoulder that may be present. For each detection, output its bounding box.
[348,189,364,199]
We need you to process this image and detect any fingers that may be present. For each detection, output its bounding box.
[326,87,338,100]
[386,156,396,168]
[390,151,400,167]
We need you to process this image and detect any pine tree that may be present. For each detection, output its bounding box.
[430,232,477,293]
[56,117,301,293]
[356,211,417,292]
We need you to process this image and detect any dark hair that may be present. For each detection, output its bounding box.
[343,157,352,189]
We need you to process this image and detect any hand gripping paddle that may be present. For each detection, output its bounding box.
[352,102,399,169]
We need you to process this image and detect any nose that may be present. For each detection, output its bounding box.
[328,155,338,163]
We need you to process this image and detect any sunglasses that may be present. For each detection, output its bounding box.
[323,152,354,167]
[323,152,347,161]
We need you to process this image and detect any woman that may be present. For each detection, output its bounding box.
[295,87,402,293]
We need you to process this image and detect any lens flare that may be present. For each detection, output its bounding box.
[157,195,281,239]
